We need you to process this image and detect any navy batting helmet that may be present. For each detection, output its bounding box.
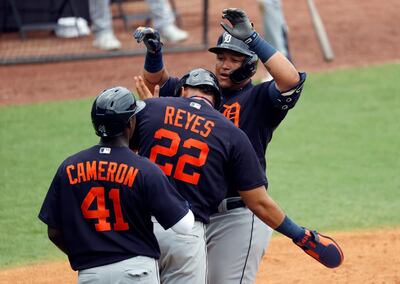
[174,68,222,109]
[91,86,146,137]
[209,32,258,84]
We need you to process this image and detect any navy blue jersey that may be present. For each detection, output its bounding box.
[130,97,267,222]
[38,145,189,271]
[159,74,306,174]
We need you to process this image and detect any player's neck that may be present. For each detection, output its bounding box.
[99,136,129,148]
[189,96,214,107]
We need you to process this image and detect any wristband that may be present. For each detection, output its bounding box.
[245,32,277,63]
[275,215,305,240]
[144,51,163,73]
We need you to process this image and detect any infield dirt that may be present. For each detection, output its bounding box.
[0,229,399,283]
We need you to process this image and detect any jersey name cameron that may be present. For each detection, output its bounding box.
[66,161,139,187]
[164,106,215,138]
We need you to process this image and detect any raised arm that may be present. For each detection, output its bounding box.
[134,27,170,95]
[220,8,300,91]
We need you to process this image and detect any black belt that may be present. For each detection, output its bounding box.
[226,199,246,210]
[212,198,247,214]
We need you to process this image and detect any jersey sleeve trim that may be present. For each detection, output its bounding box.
[235,179,268,192]
[268,72,307,110]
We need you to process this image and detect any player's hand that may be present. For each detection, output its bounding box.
[133,27,163,54]
[293,228,344,268]
[220,8,255,41]
[134,76,159,100]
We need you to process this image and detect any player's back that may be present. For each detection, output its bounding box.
[132,97,267,223]
[39,145,188,270]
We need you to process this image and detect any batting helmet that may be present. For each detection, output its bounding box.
[209,32,258,84]
[174,68,222,109]
[91,86,146,138]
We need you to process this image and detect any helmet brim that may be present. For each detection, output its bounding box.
[209,44,253,57]
[134,100,146,115]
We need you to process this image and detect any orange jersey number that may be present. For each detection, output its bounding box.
[81,187,129,232]
[150,128,209,185]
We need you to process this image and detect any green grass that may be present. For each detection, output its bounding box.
[0,99,97,267]
[0,63,399,268]
[267,63,400,231]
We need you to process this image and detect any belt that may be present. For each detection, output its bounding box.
[217,197,246,213]
[227,199,246,210]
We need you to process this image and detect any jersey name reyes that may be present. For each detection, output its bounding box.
[164,106,215,138]
[66,161,139,187]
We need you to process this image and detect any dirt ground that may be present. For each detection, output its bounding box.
[1,0,400,283]
[0,228,399,284]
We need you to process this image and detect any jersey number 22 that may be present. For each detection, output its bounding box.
[150,128,209,185]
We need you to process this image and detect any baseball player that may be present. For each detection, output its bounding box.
[38,87,194,284]
[132,69,343,284]
[133,7,307,283]
[130,68,268,284]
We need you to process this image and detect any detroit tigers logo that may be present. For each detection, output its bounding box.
[223,33,232,43]
[222,102,241,127]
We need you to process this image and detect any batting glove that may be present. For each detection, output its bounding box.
[133,27,163,54]
[220,8,256,43]
[293,229,344,268]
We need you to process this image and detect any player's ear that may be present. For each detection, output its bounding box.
[181,87,189,98]
[127,116,137,138]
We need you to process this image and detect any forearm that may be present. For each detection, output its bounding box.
[143,68,169,92]
[248,194,285,228]
[239,186,285,229]
[239,186,343,268]
[247,33,299,91]
[263,52,300,91]
[240,187,305,239]
[219,8,300,90]
[143,51,169,92]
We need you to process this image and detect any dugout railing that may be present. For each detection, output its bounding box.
[0,0,209,65]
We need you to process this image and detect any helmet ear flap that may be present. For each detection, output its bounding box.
[229,53,258,84]
[174,74,190,97]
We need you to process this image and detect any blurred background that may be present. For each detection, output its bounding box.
[1,0,399,106]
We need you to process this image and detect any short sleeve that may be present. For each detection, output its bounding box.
[159,77,180,97]
[142,163,189,229]
[38,166,63,229]
[267,72,306,111]
[255,72,306,128]
[228,129,268,191]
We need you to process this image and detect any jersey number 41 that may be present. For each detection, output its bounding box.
[81,186,129,232]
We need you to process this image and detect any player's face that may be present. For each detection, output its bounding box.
[215,51,246,89]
